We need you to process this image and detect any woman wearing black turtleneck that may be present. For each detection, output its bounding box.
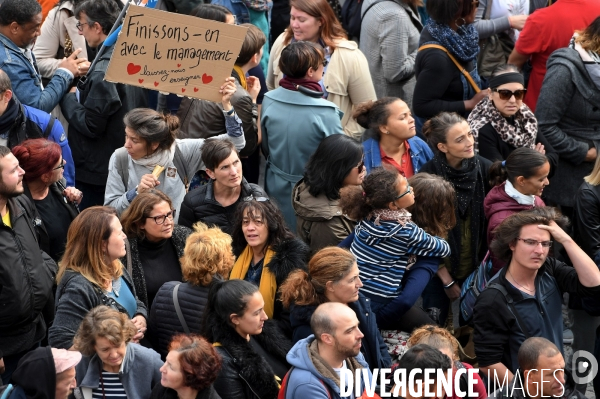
[468,65,558,175]
[120,190,192,310]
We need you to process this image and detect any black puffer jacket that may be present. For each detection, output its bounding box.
[179,178,266,234]
[123,225,192,308]
[0,196,57,358]
[148,281,211,358]
[213,320,291,399]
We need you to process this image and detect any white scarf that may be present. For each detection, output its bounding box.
[504,180,535,206]
[131,142,176,171]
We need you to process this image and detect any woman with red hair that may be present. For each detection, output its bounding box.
[151,334,222,399]
[12,138,82,261]
[266,0,376,140]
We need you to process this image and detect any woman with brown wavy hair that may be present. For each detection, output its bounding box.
[49,207,147,349]
[279,246,391,371]
[266,0,376,139]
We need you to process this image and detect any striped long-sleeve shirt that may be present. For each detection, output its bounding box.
[351,218,450,299]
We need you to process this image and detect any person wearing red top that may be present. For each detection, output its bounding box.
[380,140,415,177]
[507,0,600,111]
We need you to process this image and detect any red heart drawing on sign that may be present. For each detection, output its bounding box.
[182,88,186,93]
[138,79,144,84]
[154,82,159,87]
[127,63,142,75]
[202,73,213,84]
[177,64,181,67]
[194,87,199,92]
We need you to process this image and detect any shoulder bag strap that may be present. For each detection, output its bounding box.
[124,238,133,277]
[488,283,532,339]
[173,283,191,334]
[114,148,130,190]
[418,44,481,93]
[484,0,493,20]
[172,145,189,188]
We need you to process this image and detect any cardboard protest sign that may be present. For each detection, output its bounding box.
[105,5,247,103]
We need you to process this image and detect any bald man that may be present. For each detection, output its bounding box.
[283,302,372,399]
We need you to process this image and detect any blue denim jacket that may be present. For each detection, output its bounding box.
[0,34,72,113]
[363,136,434,174]
[211,0,251,23]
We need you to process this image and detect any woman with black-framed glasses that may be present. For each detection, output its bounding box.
[468,64,558,175]
[293,134,364,253]
[339,167,451,332]
[12,138,81,261]
[230,197,310,336]
[119,190,192,313]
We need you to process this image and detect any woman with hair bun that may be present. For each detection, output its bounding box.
[279,246,392,372]
[339,167,451,331]
[354,97,433,176]
[12,138,81,261]
[104,103,245,222]
[420,112,491,326]
[485,148,549,273]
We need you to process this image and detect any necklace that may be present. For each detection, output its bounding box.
[507,268,535,294]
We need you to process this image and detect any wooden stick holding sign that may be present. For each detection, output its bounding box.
[105,4,247,103]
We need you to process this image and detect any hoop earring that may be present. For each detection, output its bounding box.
[455,17,466,27]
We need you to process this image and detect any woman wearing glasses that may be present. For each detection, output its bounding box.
[467,65,557,174]
[49,206,147,349]
[12,138,81,262]
[292,135,364,253]
[339,167,451,331]
[230,197,310,336]
[119,191,191,312]
[354,97,433,176]
[420,112,491,326]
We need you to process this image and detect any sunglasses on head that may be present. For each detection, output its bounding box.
[243,195,270,202]
[493,88,527,101]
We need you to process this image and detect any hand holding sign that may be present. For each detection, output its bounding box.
[246,76,261,103]
[220,77,237,110]
[105,5,247,103]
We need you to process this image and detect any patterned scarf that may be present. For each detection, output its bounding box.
[425,19,480,62]
[242,0,270,12]
[468,96,537,150]
[370,208,412,226]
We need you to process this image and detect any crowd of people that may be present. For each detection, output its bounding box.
[2,0,600,397]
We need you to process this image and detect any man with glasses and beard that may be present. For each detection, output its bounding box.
[284,302,372,399]
[0,146,57,383]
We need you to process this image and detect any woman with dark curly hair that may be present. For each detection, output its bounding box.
[339,167,451,331]
[230,197,309,335]
[292,135,364,253]
[73,306,162,398]
[202,279,291,399]
[151,334,222,399]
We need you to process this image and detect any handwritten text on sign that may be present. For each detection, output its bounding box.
[105,5,247,103]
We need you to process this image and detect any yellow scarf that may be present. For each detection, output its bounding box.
[233,65,248,90]
[230,245,277,318]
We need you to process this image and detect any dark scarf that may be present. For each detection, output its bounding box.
[428,154,485,275]
[279,76,323,94]
[0,97,19,136]
[425,19,479,62]
[468,96,537,150]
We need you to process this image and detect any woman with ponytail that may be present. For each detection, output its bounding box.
[354,97,433,176]
[201,279,291,399]
[279,247,391,371]
[339,167,451,331]
[104,107,245,222]
[485,148,549,273]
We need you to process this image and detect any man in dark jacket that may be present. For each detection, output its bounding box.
[488,337,584,398]
[473,207,600,386]
[60,0,147,210]
[179,139,266,234]
[0,146,57,383]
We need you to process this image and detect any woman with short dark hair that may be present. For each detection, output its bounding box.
[292,135,363,253]
[202,280,291,399]
[262,41,344,230]
[178,139,266,235]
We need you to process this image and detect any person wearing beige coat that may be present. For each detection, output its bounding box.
[267,30,377,140]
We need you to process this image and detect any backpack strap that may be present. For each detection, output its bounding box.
[173,283,191,334]
[361,0,392,19]
[114,148,130,191]
[488,283,532,339]
[172,144,189,188]
[42,116,56,139]
[418,44,481,93]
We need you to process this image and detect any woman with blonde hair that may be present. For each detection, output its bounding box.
[279,246,391,371]
[49,207,147,349]
[266,0,376,139]
[73,306,162,398]
[148,223,235,358]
